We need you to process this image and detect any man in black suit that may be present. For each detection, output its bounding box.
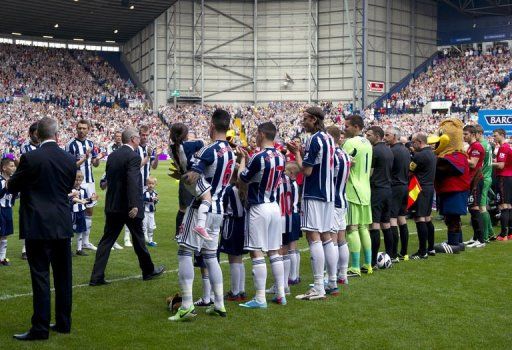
[90,127,164,285]
[9,117,77,341]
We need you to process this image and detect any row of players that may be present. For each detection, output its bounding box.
[167,108,512,320]
[168,108,386,318]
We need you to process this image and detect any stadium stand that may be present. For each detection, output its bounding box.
[381,46,512,115]
[0,44,163,154]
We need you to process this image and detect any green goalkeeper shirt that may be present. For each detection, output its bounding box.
[342,135,372,205]
[480,138,493,179]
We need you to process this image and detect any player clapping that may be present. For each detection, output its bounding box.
[238,122,287,308]
[287,106,337,300]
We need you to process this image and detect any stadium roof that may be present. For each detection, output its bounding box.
[0,0,175,43]
[439,0,512,17]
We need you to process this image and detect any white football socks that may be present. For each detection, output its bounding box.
[323,240,338,288]
[269,255,285,298]
[295,250,301,279]
[201,275,211,303]
[338,241,349,281]
[288,250,297,280]
[310,241,325,293]
[76,233,83,251]
[84,216,92,246]
[252,257,267,303]
[0,239,7,260]
[124,225,131,243]
[238,262,245,293]
[203,252,225,310]
[177,250,194,309]
[230,263,240,295]
[282,254,291,289]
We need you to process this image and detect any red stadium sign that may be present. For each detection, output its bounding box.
[367,81,385,93]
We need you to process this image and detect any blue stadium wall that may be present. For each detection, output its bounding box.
[437,2,512,45]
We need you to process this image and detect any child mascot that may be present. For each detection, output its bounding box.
[428,118,470,253]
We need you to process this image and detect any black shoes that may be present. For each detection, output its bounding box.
[143,265,165,281]
[13,331,48,341]
[90,265,165,285]
[50,324,70,334]
[13,324,70,340]
[89,279,111,286]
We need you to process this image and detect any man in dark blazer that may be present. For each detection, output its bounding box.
[9,117,77,341]
[89,127,164,285]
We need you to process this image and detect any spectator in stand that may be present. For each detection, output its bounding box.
[381,48,512,115]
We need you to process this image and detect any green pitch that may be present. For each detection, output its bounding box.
[1,161,511,349]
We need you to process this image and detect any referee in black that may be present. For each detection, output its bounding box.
[385,127,411,262]
[409,133,437,260]
[366,126,394,268]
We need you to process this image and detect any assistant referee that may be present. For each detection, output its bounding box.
[409,133,436,260]
[384,127,411,262]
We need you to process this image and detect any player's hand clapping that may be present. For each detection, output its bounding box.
[286,141,300,155]
[236,146,249,161]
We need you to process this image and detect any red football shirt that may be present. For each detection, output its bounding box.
[467,141,485,179]
[496,143,512,177]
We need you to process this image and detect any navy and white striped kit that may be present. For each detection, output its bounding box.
[66,138,96,183]
[190,141,235,215]
[144,190,158,212]
[302,131,336,202]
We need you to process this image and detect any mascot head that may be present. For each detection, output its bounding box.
[427,117,464,157]
[226,129,238,148]
[226,129,236,142]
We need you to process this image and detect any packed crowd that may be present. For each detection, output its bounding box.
[159,102,450,146]
[0,102,166,156]
[0,42,508,161]
[72,50,146,107]
[1,98,452,161]
[159,101,308,143]
[0,44,104,106]
[383,47,512,114]
[0,43,163,156]
[0,44,145,108]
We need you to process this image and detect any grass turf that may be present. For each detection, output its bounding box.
[1,161,511,349]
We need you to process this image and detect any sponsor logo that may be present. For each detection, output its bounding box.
[485,115,512,125]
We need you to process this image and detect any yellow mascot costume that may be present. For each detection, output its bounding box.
[428,118,471,253]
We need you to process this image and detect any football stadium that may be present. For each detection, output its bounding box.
[0,0,511,348]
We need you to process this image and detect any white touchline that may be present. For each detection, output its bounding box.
[0,227,445,301]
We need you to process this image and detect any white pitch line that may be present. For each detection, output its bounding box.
[0,227,446,301]
[0,251,305,301]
